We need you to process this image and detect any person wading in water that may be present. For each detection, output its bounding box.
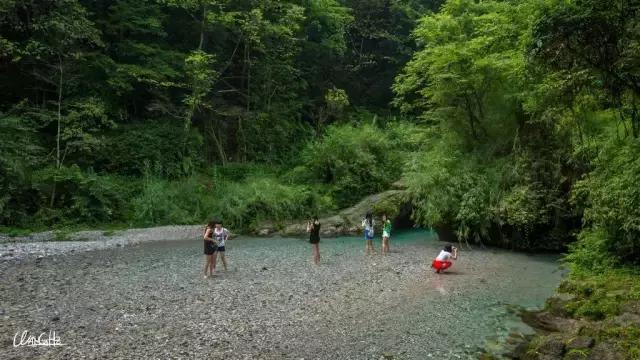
[381,213,392,254]
[362,212,376,255]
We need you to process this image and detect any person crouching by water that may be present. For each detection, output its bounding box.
[381,214,392,254]
[431,244,458,274]
[203,220,219,278]
[307,216,321,265]
[213,220,231,272]
[362,212,376,255]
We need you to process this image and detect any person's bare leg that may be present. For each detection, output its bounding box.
[220,253,228,271]
[210,253,217,276]
[313,244,320,265]
[204,255,210,277]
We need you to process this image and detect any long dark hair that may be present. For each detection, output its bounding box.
[365,212,373,227]
[444,244,453,252]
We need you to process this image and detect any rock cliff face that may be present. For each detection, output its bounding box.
[254,185,410,238]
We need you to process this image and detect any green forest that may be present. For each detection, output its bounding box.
[2,0,640,260]
[1,0,640,356]
[2,0,640,256]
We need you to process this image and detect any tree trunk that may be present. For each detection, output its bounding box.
[631,97,639,138]
[463,95,479,140]
[238,42,251,162]
[50,57,63,208]
[198,3,206,51]
[207,118,227,166]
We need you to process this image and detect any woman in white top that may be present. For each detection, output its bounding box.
[212,220,231,272]
[431,244,458,273]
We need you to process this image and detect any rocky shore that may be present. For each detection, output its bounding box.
[0,184,410,261]
[0,225,204,261]
[487,273,640,360]
[0,231,562,360]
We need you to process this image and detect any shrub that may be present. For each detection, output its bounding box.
[572,138,640,267]
[130,174,335,231]
[207,163,281,182]
[407,149,503,243]
[95,121,203,178]
[406,134,564,248]
[565,229,619,273]
[211,177,335,231]
[31,165,130,225]
[0,114,44,226]
[294,123,404,207]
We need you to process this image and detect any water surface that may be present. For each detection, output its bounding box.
[0,229,562,359]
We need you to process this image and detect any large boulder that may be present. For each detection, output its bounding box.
[254,189,409,237]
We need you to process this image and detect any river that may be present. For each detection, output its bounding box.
[0,229,563,359]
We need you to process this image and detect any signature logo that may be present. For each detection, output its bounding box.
[13,330,65,347]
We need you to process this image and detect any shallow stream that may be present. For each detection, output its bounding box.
[0,229,563,359]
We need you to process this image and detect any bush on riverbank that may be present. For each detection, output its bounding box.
[1,120,424,233]
[571,138,640,268]
[289,122,423,208]
[131,172,335,232]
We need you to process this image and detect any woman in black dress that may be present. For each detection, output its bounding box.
[203,220,218,278]
[307,216,321,265]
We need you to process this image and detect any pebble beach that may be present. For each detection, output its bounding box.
[0,229,563,359]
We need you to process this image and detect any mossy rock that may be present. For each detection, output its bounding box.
[566,337,594,350]
[621,300,640,315]
[546,294,575,317]
[563,348,589,360]
[587,342,624,360]
[525,335,566,359]
[539,337,566,356]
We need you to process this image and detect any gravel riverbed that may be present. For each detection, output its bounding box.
[0,230,563,359]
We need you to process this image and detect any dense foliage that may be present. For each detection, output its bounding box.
[0,0,437,230]
[1,0,639,274]
[393,0,640,266]
[291,122,424,207]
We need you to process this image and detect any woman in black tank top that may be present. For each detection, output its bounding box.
[203,220,218,278]
[307,216,321,265]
